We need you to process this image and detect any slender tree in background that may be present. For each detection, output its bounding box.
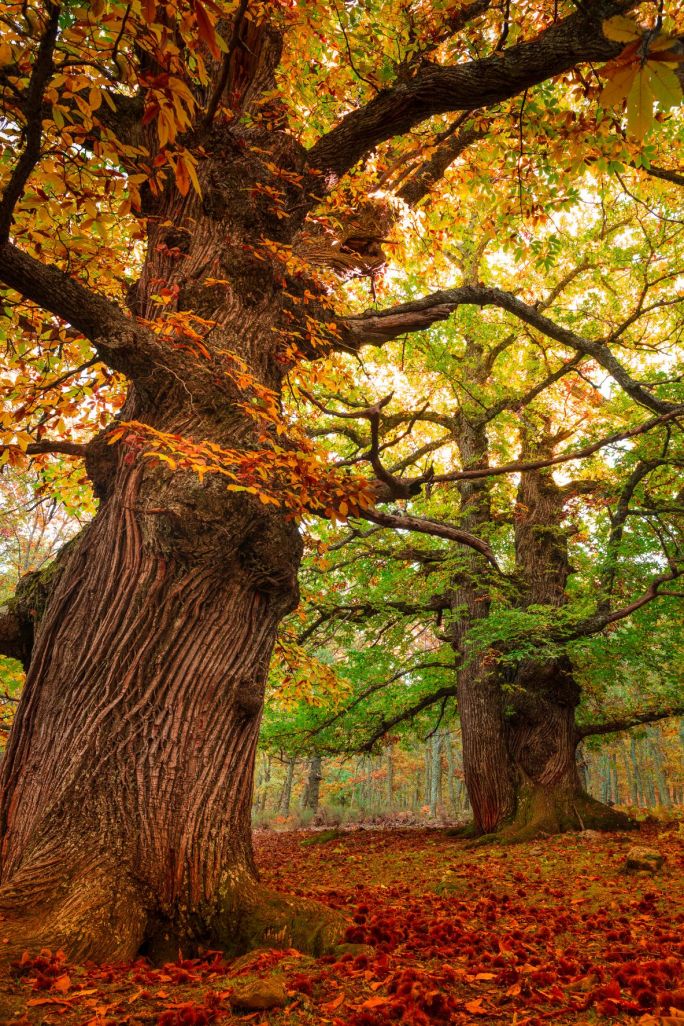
[0,0,683,960]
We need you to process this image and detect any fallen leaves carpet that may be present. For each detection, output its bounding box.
[1,823,682,1026]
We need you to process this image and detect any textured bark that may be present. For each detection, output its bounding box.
[0,447,313,958]
[300,755,322,814]
[278,757,296,817]
[450,411,516,833]
[451,416,633,838]
[0,28,347,959]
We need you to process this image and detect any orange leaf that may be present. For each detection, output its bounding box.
[322,993,345,1010]
[174,156,190,197]
[360,996,387,1009]
[194,0,220,59]
[53,974,71,993]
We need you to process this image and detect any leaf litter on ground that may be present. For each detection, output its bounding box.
[0,822,682,1026]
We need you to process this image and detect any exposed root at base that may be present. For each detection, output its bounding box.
[444,822,481,840]
[463,789,638,847]
[218,887,347,959]
[0,868,147,965]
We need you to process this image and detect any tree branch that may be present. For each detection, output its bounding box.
[360,684,458,751]
[341,282,679,415]
[396,122,486,206]
[569,570,683,641]
[431,409,684,485]
[307,2,636,181]
[642,165,684,188]
[360,507,500,570]
[578,706,684,739]
[23,440,89,458]
[0,3,60,242]
[301,661,455,740]
[0,241,144,374]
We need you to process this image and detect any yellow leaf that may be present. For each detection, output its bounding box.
[600,63,639,108]
[149,452,177,469]
[602,16,642,43]
[627,67,655,140]
[157,107,172,148]
[183,153,202,196]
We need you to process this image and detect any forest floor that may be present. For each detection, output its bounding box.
[0,822,682,1026]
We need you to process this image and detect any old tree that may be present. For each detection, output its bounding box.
[0,0,683,961]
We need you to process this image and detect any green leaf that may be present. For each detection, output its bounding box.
[646,60,683,111]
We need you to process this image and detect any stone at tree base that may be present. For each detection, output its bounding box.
[623,847,665,874]
[333,943,376,958]
[230,976,287,1010]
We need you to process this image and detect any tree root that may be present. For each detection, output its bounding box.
[462,788,638,847]
[444,821,481,840]
[0,864,147,964]
[141,884,347,965]
[215,887,346,959]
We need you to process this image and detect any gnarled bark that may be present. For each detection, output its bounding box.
[0,21,346,958]
[451,416,634,839]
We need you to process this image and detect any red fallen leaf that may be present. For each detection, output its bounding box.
[53,973,71,993]
[321,993,345,1010]
[360,996,388,1009]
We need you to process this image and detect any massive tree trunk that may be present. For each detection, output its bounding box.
[0,21,345,961]
[0,441,340,961]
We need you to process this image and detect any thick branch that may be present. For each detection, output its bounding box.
[396,122,485,206]
[360,508,500,570]
[0,605,30,666]
[342,283,679,415]
[578,706,684,739]
[568,571,682,641]
[432,409,684,485]
[21,440,89,458]
[308,2,636,180]
[642,165,684,188]
[360,685,457,751]
[0,241,144,374]
[302,661,455,741]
